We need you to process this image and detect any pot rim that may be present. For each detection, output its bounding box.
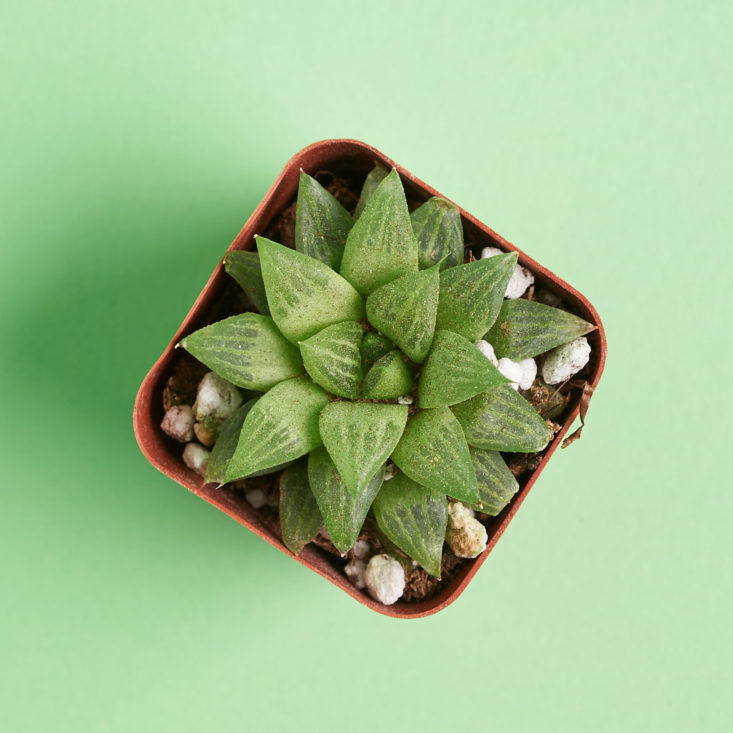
[133,138,607,619]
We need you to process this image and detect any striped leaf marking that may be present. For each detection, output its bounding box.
[418,330,509,408]
[180,313,303,391]
[279,459,323,555]
[225,376,330,481]
[373,473,448,578]
[319,401,408,498]
[391,407,479,504]
[485,299,596,360]
[362,350,414,400]
[365,265,440,363]
[257,236,365,344]
[435,253,517,341]
[466,448,519,516]
[451,385,551,452]
[340,169,419,295]
[294,171,354,270]
[411,196,464,271]
[299,321,363,399]
[353,163,388,220]
[307,447,385,553]
[223,250,270,315]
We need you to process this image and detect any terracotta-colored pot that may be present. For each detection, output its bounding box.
[133,139,607,619]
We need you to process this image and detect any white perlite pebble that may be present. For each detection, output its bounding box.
[182,443,210,478]
[352,539,371,560]
[497,356,537,391]
[397,394,413,405]
[480,246,535,299]
[475,339,499,367]
[365,554,405,605]
[383,463,396,481]
[446,502,488,559]
[245,488,268,509]
[542,337,591,385]
[344,560,367,589]
[161,405,195,442]
[193,372,243,422]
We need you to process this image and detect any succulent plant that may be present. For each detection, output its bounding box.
[177,165,595,579]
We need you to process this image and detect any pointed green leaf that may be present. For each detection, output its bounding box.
[391,407,478,503]
[435,253,518,341]
[466,448,519,516]
[180,313,303,391]
[225,376,330,481]
[340,169,418,295]
[485,299,596,360]
[223,250,270,315]
[299,321,363,398]
[411,197,464,271]
[366,265,439,363]
[362,350,414,400]
[257,236,365,343]
[373,473,448,578]
[294,171,354,269]
[279,459,323,555]
[354,163,388,220]
[307,447,385,553]
[361,331,393,368]
[205,399,255,483]
[319,402,408,498]
[418,330,509,408]
[452,385,552,452]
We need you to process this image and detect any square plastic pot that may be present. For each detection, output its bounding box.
[134,139,607,619]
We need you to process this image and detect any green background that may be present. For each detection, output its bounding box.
[2,1,731,730]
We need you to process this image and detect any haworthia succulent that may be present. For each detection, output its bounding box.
[372,473,448,578]
[365,265,439,363]
[225,376,330,481]
[223,250,270,315]
[411,197,464,271]
[299,321,363,399]
[340,169,419,295]
[391,407,479,503]
[179,313,303,391]
[485,299,596,360]
[466,448,519,516]
[319,402,408,498]
[257,236,365,343]
[435,253,517,341]
[279,460,323,555]
[451,385,552,452]
[308,447,385,553]
[353,163,388,220]
[205,399,256,483]
[294,172,354,269]
[361,331,393,368]
[362,350,414,400]
[418,330,509,408]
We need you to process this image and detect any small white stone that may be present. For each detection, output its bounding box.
[497,356,537,391]
[365,555,405,605]
[383,463,396,481]
[480,246,535,299]
[182,443,210,478]
[344,560,367,589]
[397,394,413,405]
[475,339,499,367]
[161,405,195,442]
[446,502,488,559]
[352,539,371,560]
[542,337,591,385]
[245,488,268,509]
[193,372,243,422]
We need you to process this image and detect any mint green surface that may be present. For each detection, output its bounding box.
[1,2,731,731]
